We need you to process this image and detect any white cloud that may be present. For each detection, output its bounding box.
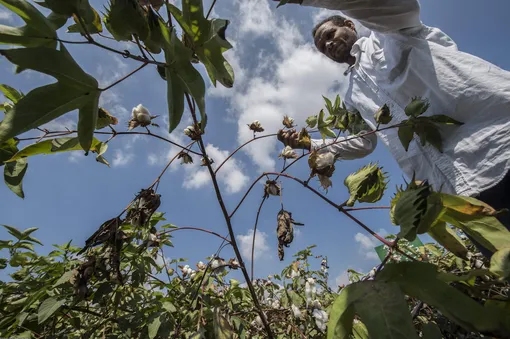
[0,9,14,23]
[112,149,134,167]
[214,0,351,172]
[183,144,249,194]
[68,152,83,163]
[354,229,388,260]
[236,228,270,260]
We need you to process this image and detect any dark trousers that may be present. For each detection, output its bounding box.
[471,172,510,258]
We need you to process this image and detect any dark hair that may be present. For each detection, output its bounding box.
[312,15,348,38]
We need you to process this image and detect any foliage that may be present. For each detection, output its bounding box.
[0,0,509,338]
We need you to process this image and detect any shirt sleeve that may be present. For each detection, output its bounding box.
[311,131,377,160]
[301,0,421,33]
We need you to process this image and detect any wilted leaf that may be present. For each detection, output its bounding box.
[490,247,510,280]
[38,297,65,324]
[344,163,387,207]
[327,281,418,339]
[4,157,27,198]
[441,194,500,216]
[427,220,468,259]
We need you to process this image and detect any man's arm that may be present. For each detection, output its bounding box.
[311,132,377,160]
[296,0,421,33]
[278,129,377,160]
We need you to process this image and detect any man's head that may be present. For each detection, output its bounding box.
[312,15,357,64]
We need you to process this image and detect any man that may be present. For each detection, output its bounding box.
[275,0,510,255]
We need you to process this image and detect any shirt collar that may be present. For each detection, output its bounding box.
[344,38,365,76]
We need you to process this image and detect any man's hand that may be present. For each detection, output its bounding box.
[277,128,311,150]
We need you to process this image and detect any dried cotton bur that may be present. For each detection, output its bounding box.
[277,209,304,261]
[264,180,281,198]
[177,151,193,164]
[248,120,264,133]
[282,115,295,128]
[126,188,161,228]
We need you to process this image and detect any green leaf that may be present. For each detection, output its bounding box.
[374,104,392,125]
[490,247,510,280]
[351,321,369,339]
[440,193,500,216]
[0,46,100,150]
[404,97,429,117]
[9,137,102,161]
[323,95,333,114]
[318,109,336,140]
[344,163,387,207]
[0,84,22,103]
[0,138,18,165]
[38,297,64,324]
[4,157,27,198]
[306,115,318,128]
[95,142,109,166]
[160,22,206,132]
[22,227,38,236]
[51,137,79,151]
[0,0,58,48]
[213,308,234,339]
[393,184,442,241]
[168,2,234,88]
[398,124,414,151]
[53,270,74,287]
[162,301,177,313]
[104,0,148,41]
[414,120,443,152]
[441,208,510,253]
[327,281,418,339]
[77,91,99,152]
[421,322,442,339]
[427,221,468,259]
[437,268,491,283]
[67,4,103,35]
[425,114,463,126]
[2,224,23,239]
[377,262,509,335]
[1,46,97,88]
[148,314,162,339]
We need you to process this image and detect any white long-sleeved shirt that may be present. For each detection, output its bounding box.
[306,0,510,196]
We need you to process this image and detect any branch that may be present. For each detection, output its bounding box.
[343,206,390,212]
[184,94,274,339]
[148,141,196,190]
[18,129,202,156]
[100,62,149,91]
[263,172,394,247]
[159,226,231,244]
[251,196,267,280]
[214,133,277,174]
[205,0,218,19]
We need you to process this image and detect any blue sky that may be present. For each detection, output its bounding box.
[1,0,509,286]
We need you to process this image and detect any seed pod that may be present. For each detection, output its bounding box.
[104,0,149,42]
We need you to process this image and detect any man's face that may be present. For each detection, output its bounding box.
[314,21,357,64]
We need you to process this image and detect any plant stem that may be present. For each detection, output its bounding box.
[100,62,148,91]
[263,171,394,247]
[159,226,231,244]
[205,0,218,19]
[185,94,274,339]
[251,196,267,280]
[214,133,277,174]
[343,206,391,211]
[148,141,196,190]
